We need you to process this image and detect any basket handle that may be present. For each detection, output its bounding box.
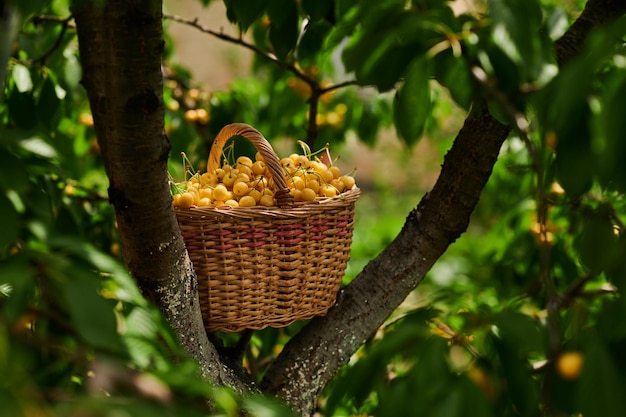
[207,123,294,208]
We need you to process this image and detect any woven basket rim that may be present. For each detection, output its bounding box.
[175,186,360,219]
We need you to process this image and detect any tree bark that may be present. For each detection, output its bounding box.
[554,0,626,66]
[72,0,245,390]
[260,0,626,414]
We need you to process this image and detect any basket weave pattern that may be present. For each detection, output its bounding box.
[175,123,359,333]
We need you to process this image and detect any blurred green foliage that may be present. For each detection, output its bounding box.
[2,0,626,416]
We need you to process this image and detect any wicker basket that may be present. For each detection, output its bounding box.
[175,123,359,333]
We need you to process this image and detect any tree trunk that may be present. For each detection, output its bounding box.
[71,0,245,390]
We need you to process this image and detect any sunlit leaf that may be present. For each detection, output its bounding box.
[18,137,58,159]
[11,64,33,93]
[545,7,569,41]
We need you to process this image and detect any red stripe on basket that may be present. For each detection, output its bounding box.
[310,225,331,233]
[212,244,236,250]
[243,241,267,248]
[243,232,269,239]
[206,229,233,236]
[208,236,232,243]
[277,223,304,229]
[275,229,304,237]
[309,235,327,241]
[181,232,198,240]
[278,238,304,245]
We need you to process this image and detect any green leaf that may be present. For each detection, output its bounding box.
[0,193,19,249]
[124,335,166,369]
[393,57,432,147]
[242,394,298,417]
[8,91,37,129]
[36,76,63,129]
[596,295,626,343]
[268,0,299,60]
[434,50,474,110]
[126,307,158,338]
[302,0,334,21]
[342,4,430,91]
[49,236,147,306]
[490,332,540,417]
[605,235,626,289]
[323,3,359,52]
[0,255,35,323]
[62,48,82,89]
[493,310,544,355]
[545,7,569,41]
[597,72,626,192]
[553,103,593,197]
[457,376,494,417]
[574,212,616,274]
[224,0,267,32]
[297,20,332,65]
[577,335,626,417]
[357,103,381,147]
[61,270,124,353]
[18,137,58,160]
[11,63,33,93]
[487,0,542,68]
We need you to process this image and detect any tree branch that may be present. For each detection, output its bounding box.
[162,12,357,144]
[260,0,626,414]
[19,15,74,66]
[554,0,626,66]
[163,13,306,83]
